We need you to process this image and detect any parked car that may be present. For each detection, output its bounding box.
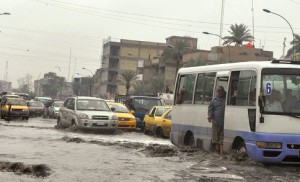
[48,100,64,119]
[27,101,44,117]
[143,106,172,136]
[0,97,29,121]
[57,96,118,133]
[106,102,136,130]
[120,96,163,130]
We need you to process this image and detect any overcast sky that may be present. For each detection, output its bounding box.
[1,0,300,88]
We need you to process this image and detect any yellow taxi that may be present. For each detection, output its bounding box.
[0,97,29,121]
[106,102,136,130]
[154,108,172,138]
[143,106,172,137]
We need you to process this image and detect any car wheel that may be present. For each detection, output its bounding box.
[155,127,165,138]
[70,121,77,132]
[56,118,63,129]
[143,123,148,134]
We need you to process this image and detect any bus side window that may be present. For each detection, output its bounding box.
[175,74,196,104]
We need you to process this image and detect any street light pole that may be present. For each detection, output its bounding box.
[203,32,231,62]
[263,9,295,60]
[82,67,93,96]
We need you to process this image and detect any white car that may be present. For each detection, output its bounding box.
[57,96,118,132]
[48,100,64,118]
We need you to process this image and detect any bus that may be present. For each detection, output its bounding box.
[170,60,300,164]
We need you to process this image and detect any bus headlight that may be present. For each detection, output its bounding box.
[256,142,282,149]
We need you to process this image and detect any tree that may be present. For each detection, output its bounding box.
[146,74,165,95]
[133,81,144,95]
[286,34,300,58]
[119,70,138,96]
[42,72,67,98]
[223,24,254,45]
[17,74,33,93]
[162,39,193,78]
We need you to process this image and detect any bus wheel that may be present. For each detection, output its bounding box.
[236,142,248,160]
[184,132,195,148]
[155,127,165,138]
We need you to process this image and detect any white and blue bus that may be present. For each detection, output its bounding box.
[170,60,300,164]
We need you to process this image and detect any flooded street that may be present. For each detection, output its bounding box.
[0,118,299,181]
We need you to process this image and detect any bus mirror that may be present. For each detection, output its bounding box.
[258,95,265,113]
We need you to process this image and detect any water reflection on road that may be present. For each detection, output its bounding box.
[0,118,299,181]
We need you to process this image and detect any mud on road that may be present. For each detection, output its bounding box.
[0,118,300,181]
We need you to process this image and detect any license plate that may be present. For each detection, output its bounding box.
[119,122,126,125]
[97,121,104,125]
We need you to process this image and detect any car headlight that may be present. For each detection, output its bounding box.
[112,114,118,120]
[23,109,28,112]
[130,117,136,121]
[256,141,282,149]
[78,113,89,119]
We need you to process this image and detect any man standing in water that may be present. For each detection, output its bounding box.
[207,85,226,154]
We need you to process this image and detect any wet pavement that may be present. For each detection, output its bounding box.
[0,117,299,181]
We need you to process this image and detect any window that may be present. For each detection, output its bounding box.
[231,70,257,106]
[194,72,216,104]
[165,110,172,119]
[175,74,196,104]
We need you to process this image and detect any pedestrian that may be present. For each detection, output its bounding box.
[207,85,226,154]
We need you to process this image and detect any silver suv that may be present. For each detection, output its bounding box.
[57,96,118,132]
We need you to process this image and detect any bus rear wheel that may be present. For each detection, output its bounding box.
[155,127,165,138]
[184,132,195,148]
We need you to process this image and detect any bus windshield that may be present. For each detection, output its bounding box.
[261,68,300,114]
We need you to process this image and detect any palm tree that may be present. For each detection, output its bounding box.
[162,39,193,78]
[133,81,144,95]
[223,24,254,45]
[119,70,138,96]
[146,75,165,95]
[286,34,300,58]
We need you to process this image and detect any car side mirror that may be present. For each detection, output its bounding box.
[130,110,134,114]
[111,107,115,112]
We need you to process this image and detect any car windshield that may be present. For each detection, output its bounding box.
[7,99,27,106]
[133,98,162,111]
[54,102,63,107]
[109,104,129,113]
[76,99,110,111]
[28,102,44,107]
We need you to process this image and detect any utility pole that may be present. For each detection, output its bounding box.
[251,0,255,46]
[4,61,8,81]
[219,0,225,46]
[68,48,72,82]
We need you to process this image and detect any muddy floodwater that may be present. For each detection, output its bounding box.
[0,118,300,181]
